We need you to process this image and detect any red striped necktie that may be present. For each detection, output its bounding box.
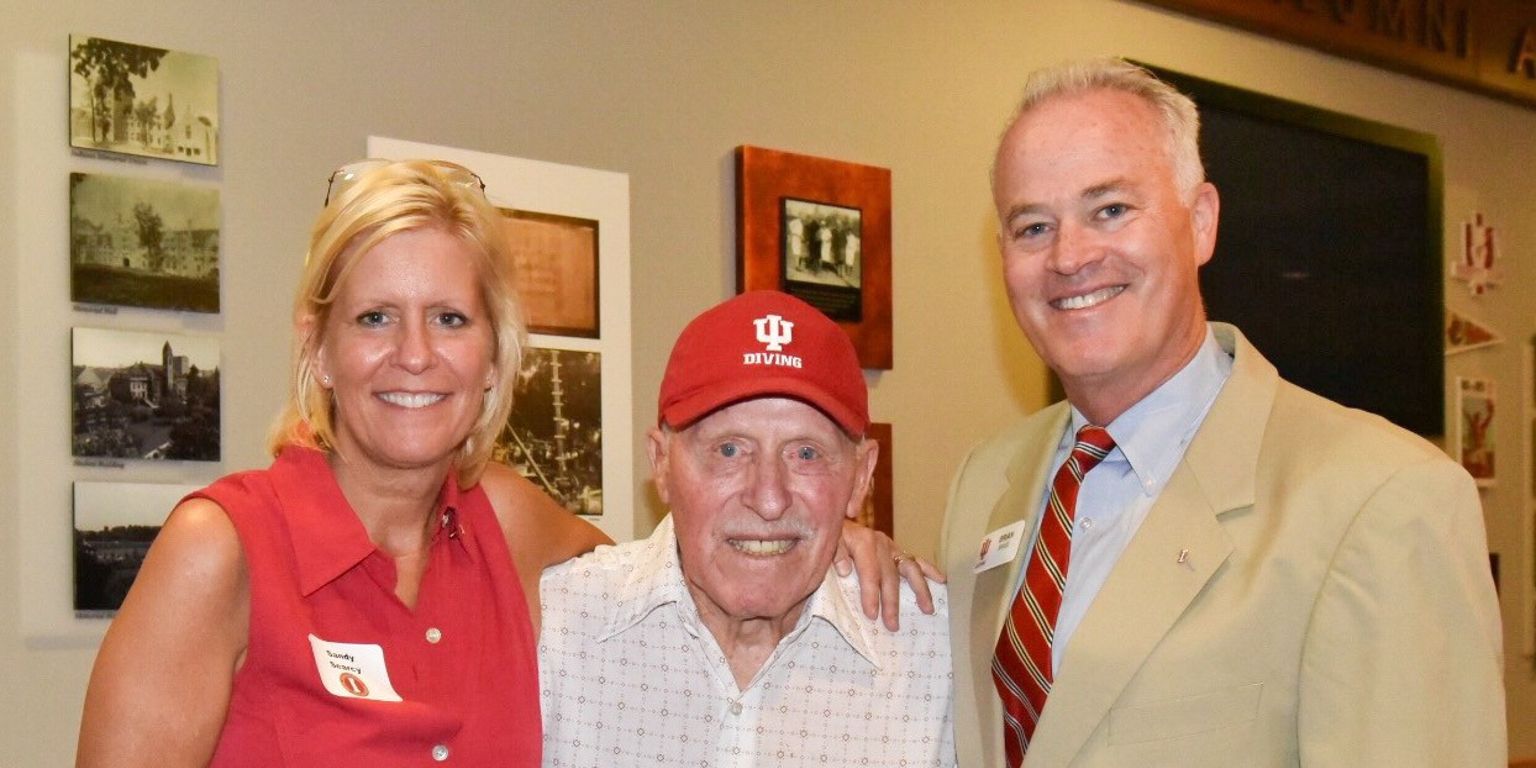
[990,425,1116,765]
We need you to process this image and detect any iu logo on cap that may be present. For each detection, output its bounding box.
[753,314,794,351]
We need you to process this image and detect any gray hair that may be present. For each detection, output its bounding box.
[996,58,1205,198]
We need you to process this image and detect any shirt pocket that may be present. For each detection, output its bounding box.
[1107,682,1263,745]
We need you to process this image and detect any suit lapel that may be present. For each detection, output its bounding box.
[1026,324,1279,763]
[968,405,1070,696]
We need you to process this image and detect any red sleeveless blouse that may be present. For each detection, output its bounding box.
[194,446,540,766]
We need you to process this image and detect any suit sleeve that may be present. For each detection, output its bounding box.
[1298,457,1506,766]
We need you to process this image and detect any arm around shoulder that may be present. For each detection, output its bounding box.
[77,496,249,768]
[1298,457,1505,766]
[480,462,612,575]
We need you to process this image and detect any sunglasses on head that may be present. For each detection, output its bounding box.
[323,158,487,207]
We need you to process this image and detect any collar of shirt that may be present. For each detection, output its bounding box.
[598,515,881,670]
[268,445,473,597]
[1066,326,1234,501]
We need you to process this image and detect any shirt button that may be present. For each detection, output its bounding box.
[729,701,743,715]
[432,744,449,761]
[425,627,443,644]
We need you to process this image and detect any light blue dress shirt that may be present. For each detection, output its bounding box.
[1022,325,1234,674]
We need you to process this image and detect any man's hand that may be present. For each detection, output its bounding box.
[835,519,946,631]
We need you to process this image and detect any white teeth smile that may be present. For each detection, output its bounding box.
[729,539,796,556]
[1053,285,1125,310]
[378,392,445,409]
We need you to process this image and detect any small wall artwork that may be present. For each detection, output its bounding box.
[1453,212,1501,296]
[70,172,221,313]
[494,346,603,516]
[499,207,599,338]
[72,327,221,462]
[73,481,198,615]
[69,34,220,165]
[1457,376,1496,487]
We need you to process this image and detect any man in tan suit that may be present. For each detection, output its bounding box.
[941,58,1505,766]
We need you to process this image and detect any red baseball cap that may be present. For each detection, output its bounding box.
[658,291,869,435]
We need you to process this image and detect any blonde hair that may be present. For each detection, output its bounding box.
[268,160,525,487]
[997,57,1205,198]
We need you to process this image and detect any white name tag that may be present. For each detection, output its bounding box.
[308,634,404,703]
[974,520,1027,574]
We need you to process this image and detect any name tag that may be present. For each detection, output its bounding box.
[308,634,404,703]
[974,521,1027,574]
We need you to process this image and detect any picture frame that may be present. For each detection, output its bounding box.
[73,481,198,616]
[854,422,893,537]
[71,327,221,462]
[494,345,603,517]
[70,172,221,313]
[68,34,220,166]
[1456,376,1496,487]
[736,146,892,369]
[498,207,599,338]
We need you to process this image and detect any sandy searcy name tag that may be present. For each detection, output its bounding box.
[308,634,404,703]
[974,520,1027,574]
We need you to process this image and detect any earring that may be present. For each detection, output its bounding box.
[321,374,332,386]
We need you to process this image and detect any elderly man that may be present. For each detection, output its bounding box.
[941,59,1505,766]
[539,290,955,767]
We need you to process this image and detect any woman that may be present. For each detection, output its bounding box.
[77,160,607,766]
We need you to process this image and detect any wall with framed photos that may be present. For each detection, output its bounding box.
[3,0,1535,761]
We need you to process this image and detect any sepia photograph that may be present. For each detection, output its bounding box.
[780,197,864,322]
[499,207,600,338]
[72,327,221,462]
[69,34,220,165]
[71,172,220,313]
[73,481,197,615]
[493,347,602,516]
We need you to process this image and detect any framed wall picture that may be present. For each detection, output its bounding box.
[1457,376,1496,487]
[70,172,221,313]
[494,345,603,517]
[854,422,893,536]
[68,34,220,165]
[499,207,599,338]
[71,327,221,462]
[736,146,892,369]
[73,481,198,616]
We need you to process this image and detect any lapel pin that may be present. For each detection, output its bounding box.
[1176,548,1189,564]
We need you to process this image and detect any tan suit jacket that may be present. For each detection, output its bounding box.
[941,324,1505,767]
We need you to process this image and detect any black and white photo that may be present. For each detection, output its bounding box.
[73,481,196,615]
[494,347,602,516]
[780,197,863,321]
[72,327,221,462]
[69,34,220,165]
[71,172,220,313]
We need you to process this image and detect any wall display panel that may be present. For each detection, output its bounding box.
[72,481,198,616]
[736,146,893,370]
[368,136,634,542]
[70,172,220,313]
[71,327,221,463]
[68,34,220,166]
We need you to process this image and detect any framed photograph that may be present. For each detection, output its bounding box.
[70,172,220,313]
[854,422,893,537]
[73,481,197,615]
[736,145,892,369]
[72,327,221,462]
[1456,377,1495,487]
[493,346,603,516]
[499,207,599,337]
[69,34,220,165]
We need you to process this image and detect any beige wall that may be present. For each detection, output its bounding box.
[3,1,1533,762]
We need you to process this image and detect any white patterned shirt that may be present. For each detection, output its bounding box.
[538,516,956,767]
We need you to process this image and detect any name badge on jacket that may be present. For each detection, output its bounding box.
[974,520,1027,574]
[308,634,404,702]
